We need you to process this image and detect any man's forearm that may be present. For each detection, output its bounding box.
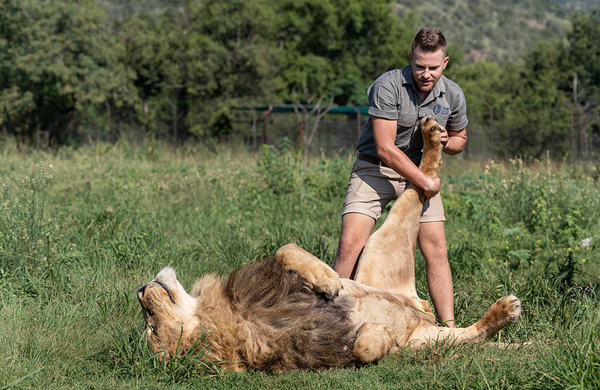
[372,117,439,197]
[377,146,436,190]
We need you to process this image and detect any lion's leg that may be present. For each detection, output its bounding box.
[275,243,341,299]
[353,117,443,295]
[408,295,521,347]
[353,187,423,296]
[352,323,398,363]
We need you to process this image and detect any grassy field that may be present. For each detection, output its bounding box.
[1,139,599,389]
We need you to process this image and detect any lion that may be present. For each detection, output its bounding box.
[137,116,521,372]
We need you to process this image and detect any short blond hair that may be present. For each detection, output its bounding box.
[411,28,447,55]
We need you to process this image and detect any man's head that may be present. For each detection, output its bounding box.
[409,28,449,94]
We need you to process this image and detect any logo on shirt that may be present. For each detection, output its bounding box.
[433,104,450,116]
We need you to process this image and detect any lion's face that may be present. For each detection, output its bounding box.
[137,267,200,356]
[419,116,443,148]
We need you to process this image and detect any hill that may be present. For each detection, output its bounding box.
[395,0,596,63]
[554,0,600,12]
[98,0,597,64]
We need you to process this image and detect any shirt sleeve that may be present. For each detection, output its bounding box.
[446,88,469,131]
[367,80,399,120]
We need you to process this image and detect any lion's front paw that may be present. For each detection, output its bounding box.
[276,243,341,299]
[307,264,342,300]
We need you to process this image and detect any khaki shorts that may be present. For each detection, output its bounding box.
[342,158,445,222]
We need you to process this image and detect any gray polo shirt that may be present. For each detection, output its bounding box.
[356,65,468,165]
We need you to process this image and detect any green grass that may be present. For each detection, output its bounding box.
[0,140,599,389]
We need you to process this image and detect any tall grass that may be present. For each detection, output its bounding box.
[0,142,598,389]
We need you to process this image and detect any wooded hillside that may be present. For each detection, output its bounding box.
[1,0,599,159]
[396,0,569,63]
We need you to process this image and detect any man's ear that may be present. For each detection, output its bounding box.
[408,52,413,63]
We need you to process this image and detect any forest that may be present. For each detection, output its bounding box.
[1,0,599,159]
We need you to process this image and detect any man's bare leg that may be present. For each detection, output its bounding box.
[418,221,455,327]
[333,213,376,279]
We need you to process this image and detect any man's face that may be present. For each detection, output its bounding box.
[409,47,449,94]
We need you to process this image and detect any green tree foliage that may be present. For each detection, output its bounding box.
[122,0,281,137]
[453,10,600,158]
[276,0,416,104]
[120,0,415,137]
[2,0,600,158]
[0,0,133,143]
[494,42,571,158]
[186,0,282,135]
[563,9,600,158]
[455,53,571,158]
[568,9,600,101]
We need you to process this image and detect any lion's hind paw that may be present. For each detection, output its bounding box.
[495,295,522,323]
[477,295,521,338]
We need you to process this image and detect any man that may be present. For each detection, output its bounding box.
[333,28,468,328]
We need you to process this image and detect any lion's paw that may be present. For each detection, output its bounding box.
[494,295,521,323]
[307,264,342,300]
[478,295,521,338]
[276,243,341,299]
[156,266,177,284]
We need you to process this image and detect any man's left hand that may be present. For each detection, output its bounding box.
[441,127,468,155]
[440,125,449,148]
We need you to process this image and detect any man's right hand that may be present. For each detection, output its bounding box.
[423,177,441,199]
[372,117,441,199]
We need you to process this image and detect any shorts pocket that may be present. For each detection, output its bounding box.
[348,169,371,193]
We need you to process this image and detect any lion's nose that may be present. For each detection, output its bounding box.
[138,284,149,297]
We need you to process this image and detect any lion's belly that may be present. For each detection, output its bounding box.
[339,279,429,346]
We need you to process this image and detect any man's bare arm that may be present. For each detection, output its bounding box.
[372,117,440,198]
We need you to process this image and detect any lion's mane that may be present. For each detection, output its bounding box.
[197,256,358,372]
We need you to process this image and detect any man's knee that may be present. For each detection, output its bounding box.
[418,222,446,245]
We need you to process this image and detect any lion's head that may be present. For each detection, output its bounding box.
[137,267,201,356]
[419,115,443,149]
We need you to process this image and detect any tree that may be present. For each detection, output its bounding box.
[564,9,600,158]
[121,0,282,140]
[498,69,571,158]
[0,0,133,144]
[275,0,416,105]
[452,41,572,158]
[450,60,507,154]
[186,0,282,136]
[292,96,335,162]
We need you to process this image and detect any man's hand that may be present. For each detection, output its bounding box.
[423,177,440,199]
[440,125,449,149]
[442,127,468,155]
